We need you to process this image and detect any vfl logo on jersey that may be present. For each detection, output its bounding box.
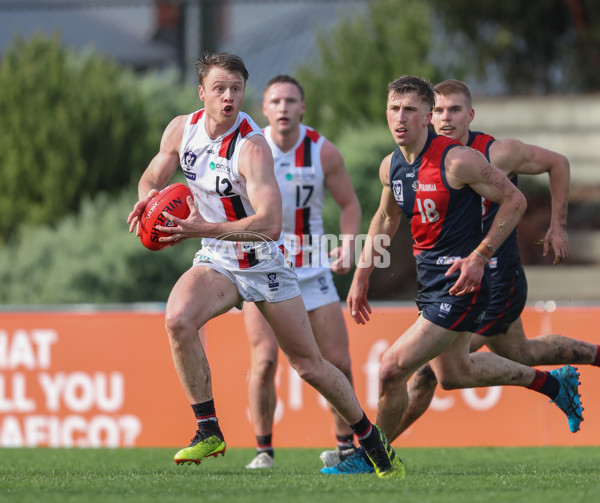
[182,151,197,180]
[318,276,329,293]
[439,302,452,318]
[267,272,279,290]
[392,180,404,205]
[183,151,197,167]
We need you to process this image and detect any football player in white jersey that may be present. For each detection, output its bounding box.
[127,53,404,479]
[243,75,361,470]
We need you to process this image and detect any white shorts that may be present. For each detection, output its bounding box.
[192,244,300,304]
[297,268,340,312]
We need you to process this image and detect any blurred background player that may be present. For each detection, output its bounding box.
[127,52,403,479]
[391,78,599,438]
[244,75,361,469]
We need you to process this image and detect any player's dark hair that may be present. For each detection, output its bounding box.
[387,76,435,110]
[264,74,305,101]
[195,52,249,86]
[434,79,473,109]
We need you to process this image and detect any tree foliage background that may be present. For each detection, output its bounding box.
[427,0,600,94]
[0,34,198,245]
[296,0,444,141]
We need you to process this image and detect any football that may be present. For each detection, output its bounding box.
[139,183,193,251]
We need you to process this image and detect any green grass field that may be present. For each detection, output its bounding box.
[1,447,599,503]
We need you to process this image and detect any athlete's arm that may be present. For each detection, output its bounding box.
[444,146,527,295]
[127,115,186,235]
[347,154,402,324]
[322,140,361,274]
[237,135,283,240]
[489,138,569,264]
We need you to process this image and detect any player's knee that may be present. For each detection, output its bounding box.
[436,358,472,390]
[326,354,352,378]
[288,356,321,386]
[379,355,410,386]
[252,355,278,382]
[413,364,438,389]
[437,376,459,390]
[437,370,468,390]
[164,309,192,342]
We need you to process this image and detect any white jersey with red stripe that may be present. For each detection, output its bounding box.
[179,109,284,269]
[264,124,328,278]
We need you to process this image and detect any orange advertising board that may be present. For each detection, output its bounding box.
[0,305,598,449]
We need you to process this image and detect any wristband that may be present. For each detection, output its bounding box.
[474,250,490,263]
[475,242,496,260]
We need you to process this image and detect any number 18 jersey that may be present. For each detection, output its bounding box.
[389,130,482,266]
[390,130,490,332]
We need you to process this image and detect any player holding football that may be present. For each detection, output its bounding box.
[323,75,583,475]
[127,52,404,479]
[243,75,360,470]
[389,78,599,439]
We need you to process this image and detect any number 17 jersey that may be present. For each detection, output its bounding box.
[264,124,327,274]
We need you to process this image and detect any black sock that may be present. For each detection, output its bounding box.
[351,412,393,471]
[256,434,274,458]
[336,434,355,450]
[528,370,560,399]
[191,400,221,434]
[349,412,372,439]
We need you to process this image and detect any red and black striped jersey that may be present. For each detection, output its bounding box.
[389,130,482,265]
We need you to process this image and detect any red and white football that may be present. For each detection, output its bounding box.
[139,183,193,251]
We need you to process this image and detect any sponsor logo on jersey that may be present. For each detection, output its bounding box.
[417,183,438,192]
[195,254,212,263]
[406,172,415,178]
[412,180,419,192]
[392,180,404,205]
[206,149,215,154]
[285,171,316,182]
[436,256,461,265]
[209,161,231,173]
[267,272,279,290]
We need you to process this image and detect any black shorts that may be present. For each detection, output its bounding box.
[475,265,527,336]
[416,264,491,333]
